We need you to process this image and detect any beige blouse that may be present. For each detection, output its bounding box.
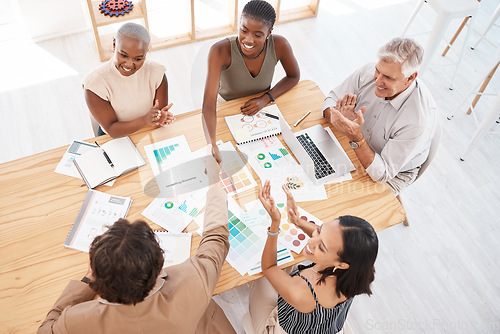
[83,59,165,122]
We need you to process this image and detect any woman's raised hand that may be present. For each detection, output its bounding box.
[282,184,307,230]
[258,180,281,223]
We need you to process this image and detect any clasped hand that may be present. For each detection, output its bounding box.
[145,99,175,127]
[325,93,367,142]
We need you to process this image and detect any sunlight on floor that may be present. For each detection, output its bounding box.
[0,40,78,93]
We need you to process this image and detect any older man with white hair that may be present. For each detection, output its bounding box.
[322,37,438,195]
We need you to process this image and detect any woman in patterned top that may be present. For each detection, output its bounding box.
[248,181,379,333]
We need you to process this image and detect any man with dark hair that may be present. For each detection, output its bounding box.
[38,153,235,333]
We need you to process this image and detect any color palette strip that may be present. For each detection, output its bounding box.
[226,201,265,275]
[247,244,294,276]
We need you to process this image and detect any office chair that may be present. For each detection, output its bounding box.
[397,123,442,226]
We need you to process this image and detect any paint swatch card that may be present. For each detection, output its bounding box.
[245,222,295,276]
[154,231,192,267]
[226,197,265,275]
[244,199,324,254]
[218,141,258,195]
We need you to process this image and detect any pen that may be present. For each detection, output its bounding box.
[95,141,114,168]
[262,112,279,120]
[293,111,311,127]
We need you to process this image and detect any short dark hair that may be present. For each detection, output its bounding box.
[242,0,276,29]
[317,216,378,299]
[89,219,164,305]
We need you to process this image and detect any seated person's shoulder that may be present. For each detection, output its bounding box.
[144,59,166,73]
[271,34,288,46]
[210,39,231,57]
[272,34,292,54]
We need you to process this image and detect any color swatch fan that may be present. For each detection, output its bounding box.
[225,197,265,275]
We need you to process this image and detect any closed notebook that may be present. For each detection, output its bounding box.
[225,104,283,144]
[74,136,146,189]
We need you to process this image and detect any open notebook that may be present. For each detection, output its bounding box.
[74,136,146,189]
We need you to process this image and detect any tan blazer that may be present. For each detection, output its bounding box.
[38,185,235,334]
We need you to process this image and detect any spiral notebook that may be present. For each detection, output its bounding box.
[225,105,283,145]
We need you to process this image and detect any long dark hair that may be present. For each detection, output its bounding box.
[89,219,164,305]
[242,0,276,30]
[317,215,378,299]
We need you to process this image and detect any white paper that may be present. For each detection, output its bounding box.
[154,231,192,267]
[64,190,132,252]
[143,189,206,234]
[55,140,98,178]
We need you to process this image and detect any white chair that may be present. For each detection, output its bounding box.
[242,312,255,334]
[397,123,442,226]
[190,41,213,110]
[471,3,500,50]
[401,0,480,89]
[460,92,500,160]
[89,112,100,137]
[446,49,500,160]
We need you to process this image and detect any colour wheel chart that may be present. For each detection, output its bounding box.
[218,141,258,195]
[240,111,277,132]
[226,197,265,275]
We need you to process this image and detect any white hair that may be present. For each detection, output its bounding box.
[116,22,150,46]
[377,37,424,77]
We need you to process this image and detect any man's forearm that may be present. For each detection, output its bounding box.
[38,280,96,333]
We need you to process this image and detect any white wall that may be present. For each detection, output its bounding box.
[17,0,90,41]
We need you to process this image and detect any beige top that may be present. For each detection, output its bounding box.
[322,63,438,183]
[37,184,235,334]
[219,35,277,101]
[83,59,165,122]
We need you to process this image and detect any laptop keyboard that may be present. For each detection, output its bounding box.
[296,134,335,179]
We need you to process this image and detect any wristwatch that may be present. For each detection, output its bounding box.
[349,137,366,149]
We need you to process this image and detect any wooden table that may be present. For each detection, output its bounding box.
[0,80,405,333]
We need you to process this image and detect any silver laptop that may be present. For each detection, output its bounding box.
[280,117,355,184]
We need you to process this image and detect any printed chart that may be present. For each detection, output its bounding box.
[144,135,191,176]
[153,143,181,165]
[142,190,206,234]
[218,141,258,195]
[238,136,298,179]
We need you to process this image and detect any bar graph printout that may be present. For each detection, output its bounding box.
[144,135,191,176]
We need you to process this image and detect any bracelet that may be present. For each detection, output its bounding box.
[265,92,275,103]
[81,276,90,284]
[267,227,281,236]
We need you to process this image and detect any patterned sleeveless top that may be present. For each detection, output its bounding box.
[277,264,353,334]
[219,35,277,101]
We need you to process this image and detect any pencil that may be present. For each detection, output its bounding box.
[293,111,311,127]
